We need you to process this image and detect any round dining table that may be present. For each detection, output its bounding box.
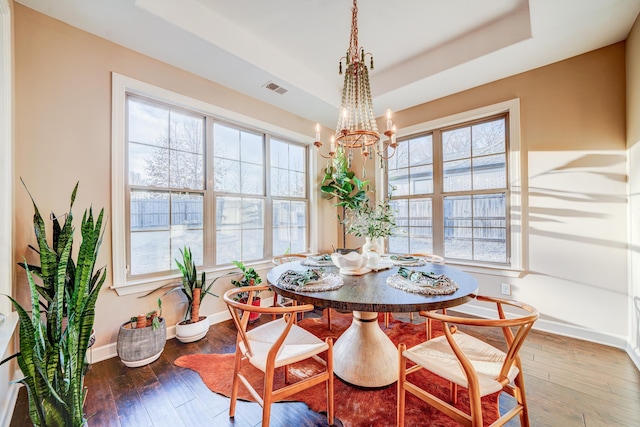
[266,259,479,388]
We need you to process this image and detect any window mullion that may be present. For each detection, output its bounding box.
[432,130,444,256]
[205,117,215,270]
[265,134,273,260]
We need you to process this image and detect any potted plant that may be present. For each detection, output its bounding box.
[320,147,370,248]
[230,260,263,322]
[141,248,242,342]
[116,298,167,367]
[345,199,396,266]
[1,182,106,427]
[172,246,210,342]
[171,247,238,342]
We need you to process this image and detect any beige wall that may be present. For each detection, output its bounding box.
[12,4,331,354]
[400,44,628,342]
[627,13,640,360]
[12,2,632,357]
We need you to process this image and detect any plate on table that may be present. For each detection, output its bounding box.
[339,267,372,276]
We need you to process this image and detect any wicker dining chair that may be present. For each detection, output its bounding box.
[398,295,539,427]
[224,285,334,427]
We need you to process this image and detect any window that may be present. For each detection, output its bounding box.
[112,74,309,293]
[127,97,206,275]
[214,123,266,264]
[386,100,521,270]
[271,139,307,255]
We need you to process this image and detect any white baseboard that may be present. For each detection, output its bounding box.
[454,302,640,373]
[627,342,640,372]
[455,303,629,349]
[86,297,275,364]
[0,372,21,427]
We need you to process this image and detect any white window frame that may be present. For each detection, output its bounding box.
[111,73,313,295]
[269,136,310,256]
[389,99,523,275]
[0,0,12,315]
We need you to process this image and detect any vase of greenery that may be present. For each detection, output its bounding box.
[0,182,106,427]
[230,261,263,322]
[346,199,396,267]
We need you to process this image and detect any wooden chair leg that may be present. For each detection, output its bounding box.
[397,343,407,427]
[326,308,332,331]
[229,346,242,418]
[468,383,483,427]
[326,338,334,425]
[409,312,414,321]
[450,383,458,404]
[271,295,278,320]
[262,367,275,427]
[514,371,531,427]
[384,312,389,328]
[292,300,298,324]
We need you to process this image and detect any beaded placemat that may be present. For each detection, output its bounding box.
[277,270,344,292]
[386,273,458,295]
[301,254,335,267]
[385,256,427,267]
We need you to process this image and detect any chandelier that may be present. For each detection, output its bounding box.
[314,0,397,167]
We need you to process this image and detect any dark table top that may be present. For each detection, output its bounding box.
[266,260,479,313]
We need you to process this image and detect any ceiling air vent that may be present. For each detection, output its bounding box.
[263,81,288,95]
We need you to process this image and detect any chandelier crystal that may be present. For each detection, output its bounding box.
[314,0,397,167]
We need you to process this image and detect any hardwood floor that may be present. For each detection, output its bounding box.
[9,311,640,427]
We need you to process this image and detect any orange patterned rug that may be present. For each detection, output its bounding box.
[174,311,499,427]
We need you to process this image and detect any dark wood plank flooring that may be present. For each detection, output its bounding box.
[9,311,640,427]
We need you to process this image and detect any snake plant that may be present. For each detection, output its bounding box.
[1,182,106,427]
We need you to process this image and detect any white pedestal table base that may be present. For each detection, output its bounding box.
[332,311,398,388]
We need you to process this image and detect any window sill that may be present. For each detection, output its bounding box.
[0,311,18,358]
[110,260,276,296]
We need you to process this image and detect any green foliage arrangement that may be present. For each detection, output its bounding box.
[2,182,106,427]
[320,147,370,246]
[230,260,263,301]
[345,199,397,239]
[320,147,369,211]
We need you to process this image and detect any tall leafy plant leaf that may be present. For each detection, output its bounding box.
[2,182,106,427]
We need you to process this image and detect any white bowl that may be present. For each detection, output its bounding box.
[331,252,368,271]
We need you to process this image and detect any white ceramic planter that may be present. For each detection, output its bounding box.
[175,316,209,343]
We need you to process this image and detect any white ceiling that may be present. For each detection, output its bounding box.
[15,0,640,127]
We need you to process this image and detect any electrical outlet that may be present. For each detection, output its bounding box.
[501,283,511,296]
